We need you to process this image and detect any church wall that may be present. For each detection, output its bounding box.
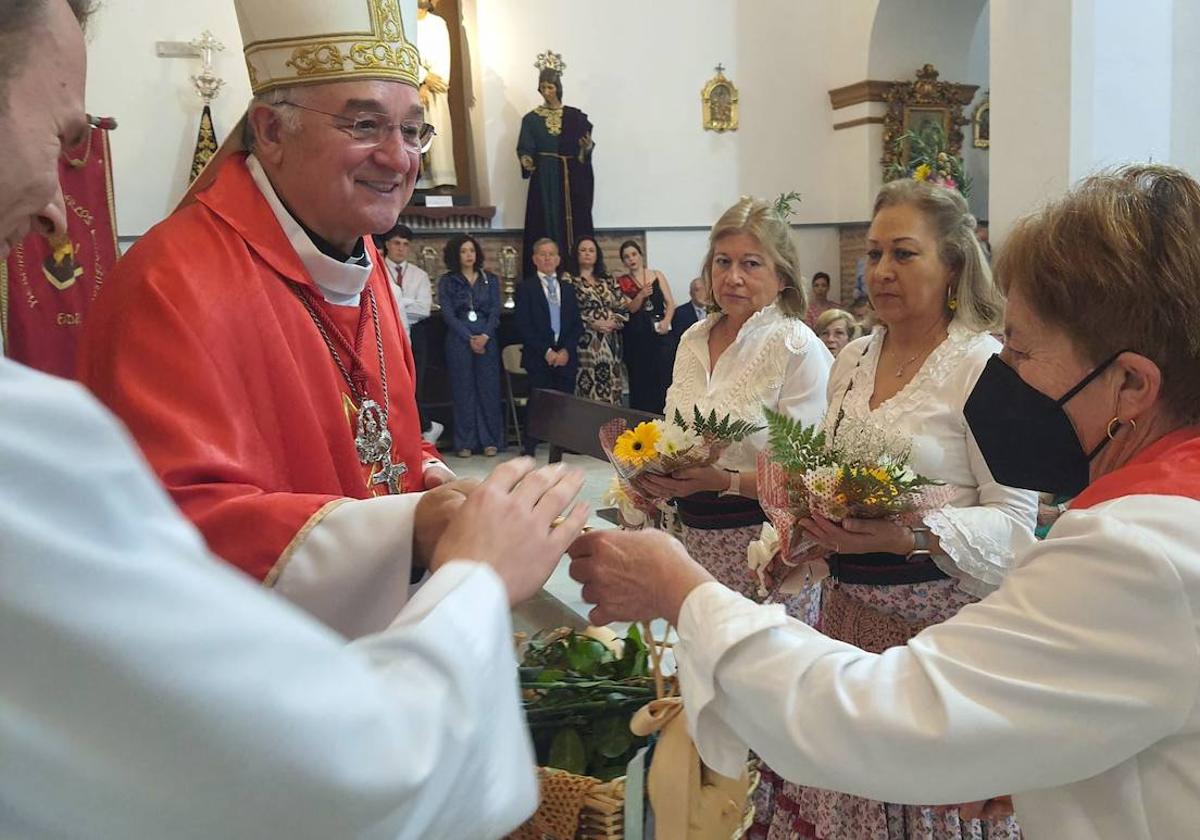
[83,1,253,238]
[468,0,845,302]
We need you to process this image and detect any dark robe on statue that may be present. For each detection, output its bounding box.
[518,105,595,273]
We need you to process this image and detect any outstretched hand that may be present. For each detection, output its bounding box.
[568,529,713,626]
[432,458,589,605]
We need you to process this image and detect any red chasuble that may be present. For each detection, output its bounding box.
[78,154,439,582]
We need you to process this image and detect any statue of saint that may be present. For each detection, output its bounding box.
[417,0,456,188]
[517,56,595,272]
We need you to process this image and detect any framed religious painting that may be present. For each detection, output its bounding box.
[973,95,990,149]
[881,64,977,175]
[900,106,952,165]
[701,65,739,132]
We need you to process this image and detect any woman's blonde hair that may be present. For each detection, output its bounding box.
[872,179,1003,332]
[700,197,808,319]
[815,307,859,339]
[997,163,1200,424]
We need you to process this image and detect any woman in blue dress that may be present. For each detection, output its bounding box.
[438,234,504,457]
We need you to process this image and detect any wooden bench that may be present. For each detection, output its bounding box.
[526,389,661,524]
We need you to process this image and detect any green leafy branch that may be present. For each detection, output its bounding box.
[674,406,764,443]
[763,406,835,473]
[772,190,803,220]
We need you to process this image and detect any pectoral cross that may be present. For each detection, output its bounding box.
[371,457,408,495]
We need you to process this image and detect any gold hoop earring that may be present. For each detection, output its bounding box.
[1106,417,1122,440]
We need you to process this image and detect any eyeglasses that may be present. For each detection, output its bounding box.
[277,101,436,153]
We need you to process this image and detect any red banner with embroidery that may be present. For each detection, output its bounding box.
[2,124,118,379]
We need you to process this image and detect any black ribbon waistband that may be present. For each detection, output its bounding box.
[827,552,950,586]
[674,491,766,530]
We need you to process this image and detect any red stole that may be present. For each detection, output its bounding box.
[1070,427,1200,510]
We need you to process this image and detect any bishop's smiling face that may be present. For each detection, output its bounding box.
[258,79,422,254]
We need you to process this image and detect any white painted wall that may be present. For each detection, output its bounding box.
[1075,0,1173,178]
[84,1,250,236]
[470,0,740,230]
[988,0,1074,243]
[962,7,990,221]
[1172,0,1200,175]
[990,0,1198,243]
[867,0,986,81]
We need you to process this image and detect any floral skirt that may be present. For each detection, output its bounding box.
[750,578,1022,840]
[681,523,819,624]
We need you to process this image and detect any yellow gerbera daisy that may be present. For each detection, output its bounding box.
[613,421,661,467]
[913,163,932,182]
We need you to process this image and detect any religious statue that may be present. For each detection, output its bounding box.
[417,0,457,188]
[517,50,595,273]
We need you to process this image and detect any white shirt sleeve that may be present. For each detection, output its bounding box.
[777,328,834,428]
[674,505,1199,805]
[397,265,433,324]
[0,360,536,840]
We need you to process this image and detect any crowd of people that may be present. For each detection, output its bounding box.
[378,223,874,457]
[7,2,1200,839]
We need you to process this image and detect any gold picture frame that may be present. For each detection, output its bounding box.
[973,95,990,149]
[701,64,738,133]
[881,64,977,173]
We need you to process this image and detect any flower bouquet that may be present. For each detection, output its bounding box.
[751,407,947,596]
[884,120,972,196]
[600,408,764,521]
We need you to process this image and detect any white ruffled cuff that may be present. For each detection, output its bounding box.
[925,507,1026,598]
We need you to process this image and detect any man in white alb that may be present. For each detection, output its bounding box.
[0,1,588,837]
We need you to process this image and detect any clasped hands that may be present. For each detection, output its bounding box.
[632,464,726,500]
[544,348,570,367]
[799,513,916,557]
[469,334,489,355]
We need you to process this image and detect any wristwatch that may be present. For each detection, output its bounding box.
[906,526,932,560]
[718,469,741,497]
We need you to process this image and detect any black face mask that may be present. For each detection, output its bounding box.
[964,351,1126,496]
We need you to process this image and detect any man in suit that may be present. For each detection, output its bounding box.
[514,238,583,456]
[666,277,711,381]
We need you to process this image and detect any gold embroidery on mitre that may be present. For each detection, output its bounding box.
[287,44,348,76]
[244,0,419,92]
[350,41,419,76]
[371,0,402,42]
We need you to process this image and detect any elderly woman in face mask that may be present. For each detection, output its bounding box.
[570,164,1200,840]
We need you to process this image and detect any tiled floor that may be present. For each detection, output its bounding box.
[438,446,671,644]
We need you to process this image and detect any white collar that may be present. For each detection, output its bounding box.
[245,154,373,305]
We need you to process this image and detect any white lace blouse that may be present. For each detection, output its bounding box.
[825,322,1038,596]
[665,304,833,473]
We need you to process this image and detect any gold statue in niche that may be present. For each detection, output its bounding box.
[702,64,738,132]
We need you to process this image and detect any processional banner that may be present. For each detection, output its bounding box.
[1,123,118,379]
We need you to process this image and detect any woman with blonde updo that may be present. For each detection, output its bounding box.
[636,197,832,617]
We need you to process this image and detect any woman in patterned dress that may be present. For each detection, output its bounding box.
[756,180,1038,840]
[636,198,832,621]
[571,236,627,404]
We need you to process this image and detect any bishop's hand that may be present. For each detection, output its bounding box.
[413,479,478,571]
[431,458,589,605]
